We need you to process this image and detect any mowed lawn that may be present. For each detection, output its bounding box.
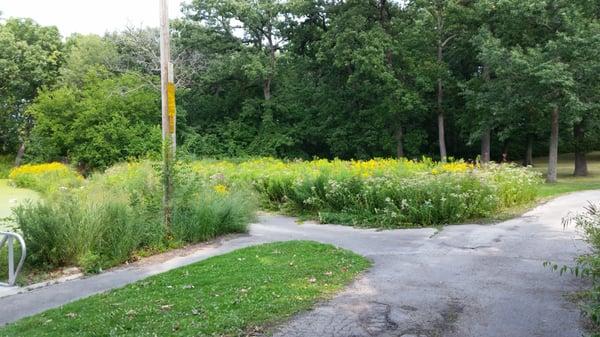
[0,179,39,231]
[0,241,371,337]
[533,152,600,198]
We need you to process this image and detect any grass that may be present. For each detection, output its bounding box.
[7,162,255,273]
[0,241,371,337]
[0,179,39,231]
[533,152,600,198]
[0,155,12,179]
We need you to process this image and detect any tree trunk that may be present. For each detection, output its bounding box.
[480,64,491,164]
[481,128,491,164]
[263,27,276,101]
[501,142,509,162]
[573,121,588,176]
[524,135,533,166]
[437,77,446,162]
[263,78,271,101]
[435,10,447,163]
[547,106,559,183]
[14,141,26,166]
[395,127,404,158]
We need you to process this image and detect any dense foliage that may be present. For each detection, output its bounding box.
[1,0,599,181]
[9,162,255,272]
[191,158,541,227]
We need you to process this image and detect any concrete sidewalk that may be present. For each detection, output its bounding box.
[1,190,598,337]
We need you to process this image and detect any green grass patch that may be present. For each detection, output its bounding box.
[0,241,371,337]
[0,179,39,230]
[534,152,600,198]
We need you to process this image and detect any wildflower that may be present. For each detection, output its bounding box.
[213,184,228,194]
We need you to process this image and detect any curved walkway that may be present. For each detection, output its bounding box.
[1,190,599,336]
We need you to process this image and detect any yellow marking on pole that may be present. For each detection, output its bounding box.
[167,82,176,134]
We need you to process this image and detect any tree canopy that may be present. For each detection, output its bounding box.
[1,0,599,179]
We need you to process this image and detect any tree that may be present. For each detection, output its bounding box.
[0,18,62,162]
[184,0,292,101]
[60,35,119,87]
[474,0,581,182]
[27,73,161,171]
[406,0,464,161]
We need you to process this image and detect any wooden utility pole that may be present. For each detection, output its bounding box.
[159,0,176,228]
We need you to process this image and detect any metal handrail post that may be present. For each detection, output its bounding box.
[0,232,26,287]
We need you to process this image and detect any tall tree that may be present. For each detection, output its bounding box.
[0,18,62,162]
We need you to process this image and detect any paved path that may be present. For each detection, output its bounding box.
[1,191,598,337]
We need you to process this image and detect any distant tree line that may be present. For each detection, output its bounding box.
[0,0,599,181]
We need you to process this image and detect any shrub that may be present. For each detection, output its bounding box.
[9,162,83,194]
[26,73,162,171]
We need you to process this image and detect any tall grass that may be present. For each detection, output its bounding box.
[12,161,255,272]
[191,159,542,227]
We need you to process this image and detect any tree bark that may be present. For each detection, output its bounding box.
[14,141,26,166]
[436,6,444,161]
[524,135,533,166]
[480,64,491,164]
[547,106,559,183]
[437,77,447,162]
[263,78,271,101]
[481,128,491,164]
[573,121,588,176]
[395,127,404,158]
[263,25,276,101]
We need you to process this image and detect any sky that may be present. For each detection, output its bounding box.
[0,0,186,37]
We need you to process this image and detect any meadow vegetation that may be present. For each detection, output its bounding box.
[7,161,255,273]
[191,158,541,227]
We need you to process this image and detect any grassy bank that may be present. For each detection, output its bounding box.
[0,241,371,337]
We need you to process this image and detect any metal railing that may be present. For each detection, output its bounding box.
[0,232,26,287]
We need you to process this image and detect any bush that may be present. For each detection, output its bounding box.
[13,161,255,272]
[26,73,162,171]
[9,162,83,194]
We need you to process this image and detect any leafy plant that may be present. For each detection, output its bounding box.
[547,204,600,334]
